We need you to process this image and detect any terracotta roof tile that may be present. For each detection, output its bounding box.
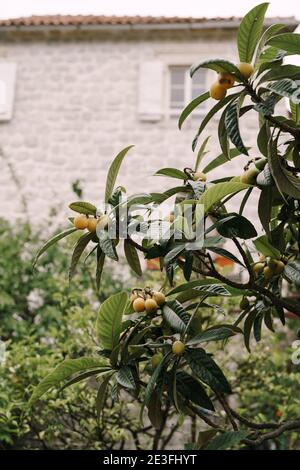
[0,14,297,28]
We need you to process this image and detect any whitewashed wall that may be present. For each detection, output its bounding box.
[0,28,282,228]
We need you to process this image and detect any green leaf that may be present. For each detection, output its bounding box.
[33,227,77,267]
[155,168,187,180]
[268,33,300,55]
[187,326,239,346]
[105,146,134,203]
[69,201,97,216]
[199,181,250,213]
[194,284,231,297]
[225,97,248,155]
[178,91,210,129]
[254,23,285,67]
[69,232,93,280]
[266,78,299,103]
[164,244,186,265]
[186,349,231,394]
[190,60,244,81]
[176,371,214,411]
[290,100,300,124]
[98,230,118,261]
[192,93,239,151]
[162,303,188,333]
[116,366,136,390]
[205,430,248,450]
[257,121,269,157]
[268,136,300,199]
[258,187,272,235]
[96,372,114,421]
[29,357,106,405]
[244,309,258,352]
[259,65,300,83]
[96,291,128,350]
[195,136,211,171]
[96,247,105,291]
[144,353,171,407]
[237,3,269,63]
[216,213,257,239]
[124,239,142,276]
[284,260,300,286]
[253,235,280,258]
[167,279,241,298]
[207,246,245,267]
[203,148,243,174]
[218,107,230,160]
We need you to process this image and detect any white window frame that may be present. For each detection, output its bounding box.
[168,65,208,119]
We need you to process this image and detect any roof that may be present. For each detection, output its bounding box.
[0,14,298,30]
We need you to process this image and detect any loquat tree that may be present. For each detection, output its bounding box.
[29,4,300,449]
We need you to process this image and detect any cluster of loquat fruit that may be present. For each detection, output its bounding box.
[73,213,111,233]
[252,255,286,281]
[210,62,254,101]
[130,287,166,314]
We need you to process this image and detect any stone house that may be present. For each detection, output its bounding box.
[0,15,298,224]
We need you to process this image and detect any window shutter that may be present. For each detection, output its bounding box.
[138,61,164,121]
[0,63,17,121]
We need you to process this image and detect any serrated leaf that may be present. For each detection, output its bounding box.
[194,284,231,297]
[268,136,300,199]
[268,33,300,55]
[176,371,214,411]
[284,260,300,286]
[98,230,118,261]
[225,98,248,155]
[190,60,244,81]
[254,23,285,67]
[124,239,142,276]
[205,430,248,450]
[237,3,269,63]
[203,148,243,174]
[155,167,187,180]
[178,91,210,129]
[116,366,136,390]
[33,227,77,267]
[290,100,300,124]
[29,357,106,405]
[192,93,239,151]
[187,326,239,346]
[96,291,128,350]
[186,349,231,394]
[167,279,241,297]
[266,78,299,104]
[105,146,134,203]
[259,64,300,84]
[199,181,250,213]
[253,235,281,258]
[162,302,189,333]
[69,201,97,216]
[69,232,93,280]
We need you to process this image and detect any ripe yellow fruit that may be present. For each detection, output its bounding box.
[237,62,254,79]
[218,72,235,89]
[193,171,207,182]
[153,291,166,306]
[145,298,158,313]
[172,340,185,356]
[74,214,89,230]
[151,353,163,369]
[133,297,146,312]
[253,262,265,274]
[87,217,98,232]
[209,82,227,100]
[98,214,111,230]
[263,266,274,281]
[240,167,260,185]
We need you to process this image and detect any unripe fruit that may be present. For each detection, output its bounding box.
[74,214,89,230]
[253,262,265,274]
[193,171,207,182]
[273,260,285,275]
[87,217,98,233]
[255,158,267,171]
[172,340,185,356]
[151,353,163,369]
[218,72,235,89]
[153,291,166,306]
[240,297,250,310]
[237,62,254,79]
[263,266,274,281]
[210,82,227,100]
[145,298,158,313]
[98,214,111,230]
[133,297,145,312]
[268,259,278,271]
[240,167,260,185]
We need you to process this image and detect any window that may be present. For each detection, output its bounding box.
[169,65,207,117]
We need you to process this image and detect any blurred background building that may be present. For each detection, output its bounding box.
[0,15,298,224]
